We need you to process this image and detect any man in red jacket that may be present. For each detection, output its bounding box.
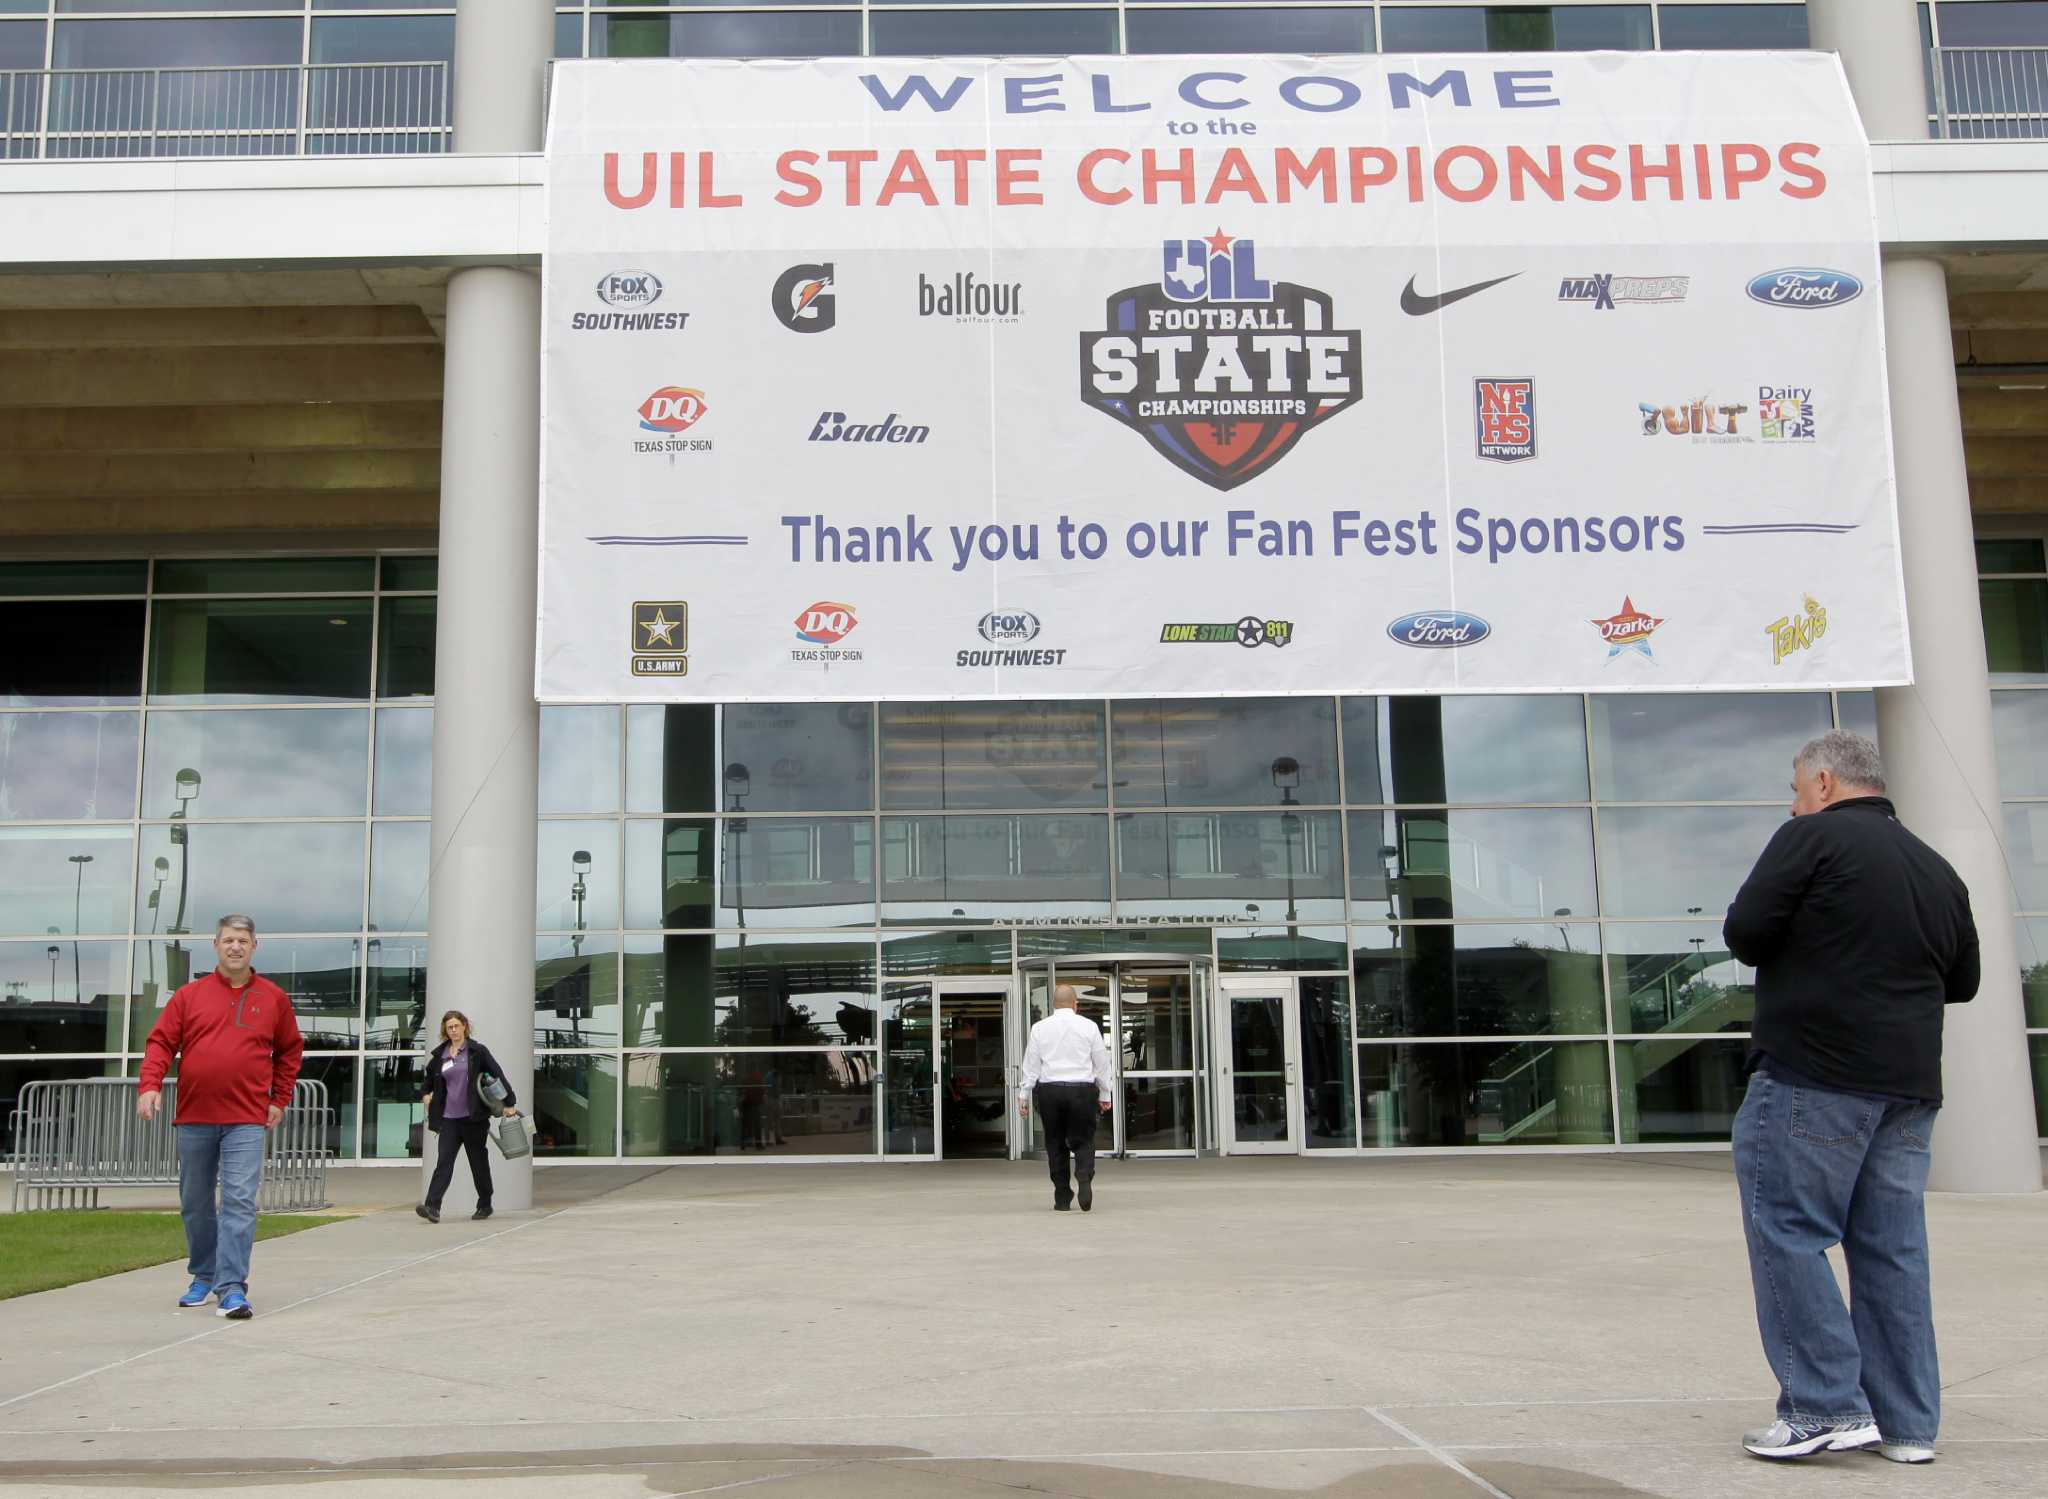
[137,915,302,1321]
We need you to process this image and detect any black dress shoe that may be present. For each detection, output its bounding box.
[415,1203,440,1223]
[1078,1182,1093,1212]
[1054,1198,1072,1211]
[472,1206,493,1220]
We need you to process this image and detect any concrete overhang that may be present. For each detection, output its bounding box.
[0,141,2044,271]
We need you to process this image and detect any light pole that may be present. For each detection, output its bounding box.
[569,850,591,957]
[67,852,93,1000]
[144,855,169,999]
[168,767,201,988]
[1270,756,1300,925]
[725,762,751,934]
[45,943,59,1003]
[1554,907,1574,954]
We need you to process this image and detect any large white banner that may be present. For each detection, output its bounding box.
[539,53,1908,702]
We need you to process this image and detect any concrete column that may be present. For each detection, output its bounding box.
[422,0,555,1212]
[1812,0,2041,1192]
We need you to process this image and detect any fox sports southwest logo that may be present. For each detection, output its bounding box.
[597,270,663,307]
[1746,268,1863,309]
[1388,611,1491,649]
[977,610,1040,643]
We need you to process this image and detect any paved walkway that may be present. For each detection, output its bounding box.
[0,1154,2043,1498]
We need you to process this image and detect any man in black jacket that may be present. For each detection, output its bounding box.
[1723,731,1978,1465]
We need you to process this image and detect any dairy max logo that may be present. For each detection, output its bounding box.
[639,387,707,433]
[597,271,663,307]
[978,611,1040,643]
[1388,611,1490,649]
[1746,269,1863,309]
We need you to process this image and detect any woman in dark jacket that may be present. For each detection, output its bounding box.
[416,1009,518,1223]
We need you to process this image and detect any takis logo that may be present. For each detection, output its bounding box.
[638,387,707,433]
[1746,269,1863,309]
[772,263,835,332]
[1557,274,1689,310]
[1475,379,1535,463]
[1640,397,1749,439]
[1159,616,1294,648]
[1388,611,1490,649]
[1758,385,1817,441]
[597,270,663,307]
[1768,595,1828,665]
[979,611,1040,643]
[1080,229,1362,492]
[794,601,857,645]
[1591,597,1663,660]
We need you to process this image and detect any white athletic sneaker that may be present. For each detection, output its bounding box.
[1742,1419,1881,1459]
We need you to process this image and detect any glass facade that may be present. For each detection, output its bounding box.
[1984,536,2048,1121]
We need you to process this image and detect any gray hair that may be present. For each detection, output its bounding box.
[215,914,257,938]
[1795,731,1885,793]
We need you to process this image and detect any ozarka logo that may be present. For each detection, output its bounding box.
[1590,597,1663,660]
[1080,230,1362,492]
[772,263,836,332]
[1475,379,1535,463]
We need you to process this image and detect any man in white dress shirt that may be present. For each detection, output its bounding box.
[1017,984,1114,1212]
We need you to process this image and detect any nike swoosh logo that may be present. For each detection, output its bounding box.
[1400,273,1520,315]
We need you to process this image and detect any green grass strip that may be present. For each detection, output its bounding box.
[0,1212,347,1301]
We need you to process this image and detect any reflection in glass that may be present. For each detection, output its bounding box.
[624,1049,878,1155]
[626,703,714,814]
[1605,923,1755,1035]
[1118,810,1343,923]
[1595,805,1787,919]
[1983,580,2048,681]
[0,1060,124,1155]
[1216,925,1347,972]
[624,933,880,1049]
[373,707,432,815]
[537,820,617,931]
[2021,918,2048,1027]
[377,596,436,698]
[289,1053,357,1159]
[882,814,1110,923]
[1016,926,1208,960]
[144,708,368,818]
[1993,691,2048,796]
[1301,976,1356,1148]
[361,1051,425,1158]
[1350,808,1596,922]
[1127,7,1370,53]
[1358,1040,1613,1146]
[595,10,861,57]
[869,8,1116,53]
[1656,2,1807,49]
[3,824,131,938]
[149,599,373,703]
[535,934,618,1049]
[1590,693,1831,802]
[721,816,874,929]
[0,939,125,1053]
[882,701,1107,811]
[1229,989,1288,1143]
[1342,696,1588,805]
[2,601,144,706]
[1616,1035,1747,1143]
[365,936,428,1050]
[1354,924,1605,1038]
[879,927,1013,977]
[369,821,429,933]
[1123,1076,1193,1150]
[625,819,713,929]
[533,1053,618,1157]
[621,934,709,1048]
[882,982,934,1155]
[540,705,621,815]
[1114,698,1337,808]
[1380,4,1652,50]
[721,703,873,811]
[2005,803,2048,910]
[0,712,138,820]
[129,935,359,1050]
[136,821,361,935]
[1120,967,1194,1072]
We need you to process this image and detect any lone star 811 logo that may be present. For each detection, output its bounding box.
[1080,230,1362,492]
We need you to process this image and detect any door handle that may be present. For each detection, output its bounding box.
[1285,1062,1296,1084]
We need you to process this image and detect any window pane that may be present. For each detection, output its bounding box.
[64,1,290,10]
[150,599,373,704]
[361,1051,424,1159]
[869,10,1118,52]
[720,816,874,929]
[1925,0,2048,46]
[1837,690,1877,743]
[883,701,1107,811]
[377,597,436,698]
[1595,805,1787,918]
[365,936,428,1050]
[878,927,1013,977]
[1589,693,1829,801]
[1342,695,1587,804]
[309,15,455,64]
[1358,1040,1612,1145]
[1123,1075,1194,1150]
[291,1053,357,1160]
[1118,810,1344,923]
[2006,802,2048,910]
[0,561,147,597]
[537,820,618,930]
[373,707,432,815]
[1350,808,1596,921]
[534,1052,618,1156]
[1113,698,1337,808]
[1353,923,1606,1038]
[625,818,715,929]
[695,932,880,1046]
[379,556,438,591]
[1382,4,1651,49]
[142,708,368,818]
[1993,691,2048,795]
[0,19,36,70]
[2,601,143,706]
[555,11,581,57]
[136,822,363,934]
[152,558,374,595]
[1616,1035,1747,1143]
[1215,923,1347,971]
[52,18,302,68]
[0,712,138,821]
[536,933,618,1048]
[721,703,873,811]
[624,1049,878,1156]
[2030,1037,2048,1139]
[623,933,709,1046]
[1604,921,1754,1033]
[1301,975,1356,1147]
[0,939,125,1052]
[1119,965,1194,1071]
[369,821,428,932]
[1983,580,2048,681]
[1977,538,2046,574]
[539,705,621,815]
[250,936,360,1049]
[881,814,1111,923]
[594,11,861,54]
[2021,917,2047,1026]
[1127,8,1370,52]
[0,824,131,937]
[626,703,714,813]
[1658,4,1808,48]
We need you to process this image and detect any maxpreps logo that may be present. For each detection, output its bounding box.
[1758,385,1817,442]
[634,387,712,455]
[1160,615,1294,648]
[1590,597,1664,661]
[572,270,691,335]
[1475,379,1535,463]
[1558,274,1689,310]
[1081,230,1362,492]
[772,263,836,332]
[631,601,688,678]
[792,601,862,665]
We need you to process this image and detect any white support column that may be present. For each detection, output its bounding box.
[1811,0,2041,1192]
[423,0,555,1212]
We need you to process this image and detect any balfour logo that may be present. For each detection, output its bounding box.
[978,611,1041,643]
[1475,379,1535,463]
[1558,274,1689,310]
[1758,385,1817,441]
[1080,229,1363,492]
[638,387,707,433]
[597,271,663,307]
[1159,616,1294,648]
[1746,269,1863,309]
[1590,597,1664,660]
[772,263,836,332]
[809,411,930,444]
[794,601,857,645]
[1640,397,1749,440]
[919,273,1020,323]
[1768,595,1828,664]
[1388,611,1490,649]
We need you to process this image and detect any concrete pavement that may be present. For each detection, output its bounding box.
[0,1154,2043,1498]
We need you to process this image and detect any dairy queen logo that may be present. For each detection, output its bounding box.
[1080,230,1362,492]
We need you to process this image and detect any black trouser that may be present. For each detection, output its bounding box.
[426,1116,492,1210]
[1034,1082,1102,1204]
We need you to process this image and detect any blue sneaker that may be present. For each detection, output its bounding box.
[216,1290,253,1321]
[177,1279,213,1308]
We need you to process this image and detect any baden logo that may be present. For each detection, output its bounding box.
[1388,611,1490,649]
[1557,274,1689,310]
[772,263,836,332]
[1768,595,1828,665]
[978,611,1041,643]
[919,272,1020,323]
[794,601,857,645]
[809,411,930,444]
[1159,616,1294,648]
[631,601,688,678]
[1475,379,1536,463]
[1640,397,1750,441]
[576,269,689,333]
[596,270,663,307]
[1746,269,1863,309]
[1590,597,1664,660]
[1080,229,1363,492]
[1758,385,1817,441]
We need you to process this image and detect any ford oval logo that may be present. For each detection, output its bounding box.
[1745,268,1862,309]
[1388,611,1491,649]
[978,610,1040,643]
[596,270,663,308]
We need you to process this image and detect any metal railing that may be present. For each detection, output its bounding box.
[8,1077,333,1212]
[0,61,449,161]
[1932,46,2048,140]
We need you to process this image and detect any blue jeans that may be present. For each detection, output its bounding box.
[1732,1067,1940,1445]
[176,1123,266,1297]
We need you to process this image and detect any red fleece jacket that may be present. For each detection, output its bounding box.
[138,970,303,1125]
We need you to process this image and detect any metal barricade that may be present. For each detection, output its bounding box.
[8,1077,333,1213]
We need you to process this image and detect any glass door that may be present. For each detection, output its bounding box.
[1220,976,1300,1154]
[881,982,935,1156]
[933,980,1013,1159]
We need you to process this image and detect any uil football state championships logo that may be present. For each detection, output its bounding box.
[1080,230,1362,492]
